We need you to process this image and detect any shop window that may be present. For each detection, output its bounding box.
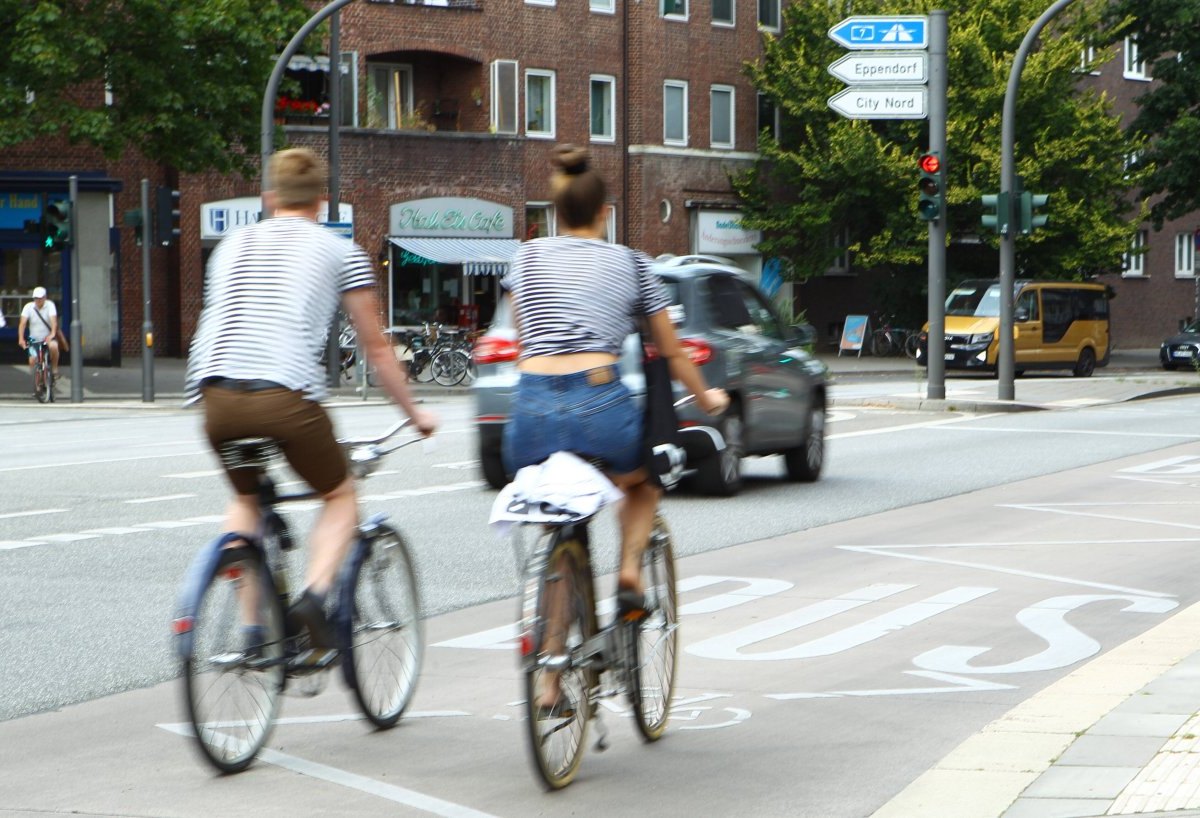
[590,76,615,142]
[367,63,413,129]
[491,60,518,135]
[1123,230,1148,277]
[664,80,688,146]
[525,204,555,240]
[710,85,734,149]
[525,69,555,138]
[712,0,733,26]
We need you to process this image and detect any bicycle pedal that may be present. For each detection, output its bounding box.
[287,647,339,673]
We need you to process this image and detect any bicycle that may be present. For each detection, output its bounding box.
[868,322,913,358]
[173,420,424,774]
[504,397,717,789]
[27,339,53,403]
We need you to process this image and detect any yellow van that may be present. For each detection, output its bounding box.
[918,279,1112,377]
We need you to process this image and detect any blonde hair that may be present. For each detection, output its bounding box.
[550,144,606,229]
[268,148,327,208]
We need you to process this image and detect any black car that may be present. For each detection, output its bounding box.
[1160,319,1200,370]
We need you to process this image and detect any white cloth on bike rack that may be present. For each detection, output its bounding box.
[488,451,623,537]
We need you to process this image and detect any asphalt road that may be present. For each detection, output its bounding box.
[3,391,1200,816]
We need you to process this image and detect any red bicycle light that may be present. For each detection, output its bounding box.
[172,616,194,635]
[919,153,940,174]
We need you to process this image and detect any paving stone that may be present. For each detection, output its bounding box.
[1055,734,1165,768]
[1087,712,1191,738]
[1002,797,1111,818]
[1022,766,1140,800]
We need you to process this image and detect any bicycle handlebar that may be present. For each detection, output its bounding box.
[341,419,425,478]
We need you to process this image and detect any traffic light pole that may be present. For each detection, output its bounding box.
[68,175,82,403]
[998,0,1076,400]
[925,10,948,401]
[141,179,154,402]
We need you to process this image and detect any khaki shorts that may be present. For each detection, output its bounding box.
[202,385,347,495]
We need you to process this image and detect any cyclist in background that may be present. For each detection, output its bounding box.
[17,286,60,385]
[185,147,436,662]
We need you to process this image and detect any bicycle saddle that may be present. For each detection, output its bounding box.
[216,437,283,470]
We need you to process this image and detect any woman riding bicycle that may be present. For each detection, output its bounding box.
[501,145,727,704]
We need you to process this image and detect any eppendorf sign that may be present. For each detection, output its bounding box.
[389,197,513,238]
[696,210,761,255]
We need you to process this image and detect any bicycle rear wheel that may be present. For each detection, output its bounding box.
[629,516,678,742]
[904,332,921,359]
[431,348,468,386]
[522,533,592,789]
[32,355,49,403]
[343,524,423,728]
[183,545,285,773]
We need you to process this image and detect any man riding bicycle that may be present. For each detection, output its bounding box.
[17,286,60,389]
[185,148,436,664]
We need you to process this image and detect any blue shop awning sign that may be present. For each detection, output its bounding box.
[389,237,521,276]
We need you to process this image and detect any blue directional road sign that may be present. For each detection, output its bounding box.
[828,16,929,51]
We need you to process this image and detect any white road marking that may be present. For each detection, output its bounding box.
[36,533,100,543]
[828,413,1004,439]
[124,493,196,504]
[164,469,222,479]
[0,508,65,520]
[0,449,209,474]
[942,425,1200,439]
[81,526,153,536]
[0,541,41,550]
[768,670,1017,700]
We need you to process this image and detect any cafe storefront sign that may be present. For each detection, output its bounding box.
[200,196,353,240]
[695,210,761,256]
[389,197,513,238]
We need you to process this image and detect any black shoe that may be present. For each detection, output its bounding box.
[286,591,338,668]
[616,587,648,624]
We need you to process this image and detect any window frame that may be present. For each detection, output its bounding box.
[757,0,780,32]
[367,62,414,130]
[490,59,518,135]
[660,0,687,21]
[589,75,616,143]
[524,68,556,139]
[756,92,780,145]
[524,203,556,240]
[663,80,688,147]
[589,0,614,14]
[1124,36,1148,80]
[710,84,735,149]
[1176,232,1196,278]
[1123,229,1149,277]
[712,0,734,27]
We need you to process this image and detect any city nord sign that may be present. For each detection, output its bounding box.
[827,52,928,86]
[827,86,928,120]
[827,16,929,50]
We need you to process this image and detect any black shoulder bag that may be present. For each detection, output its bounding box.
[630,249,683,489]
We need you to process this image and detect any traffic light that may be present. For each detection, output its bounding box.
[155,186,180,247]
[981,192,1012,236]
[1018,191,1049,235]
[917,152,943,222]
[43,200,72,250]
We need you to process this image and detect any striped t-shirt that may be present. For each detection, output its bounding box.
[502,236,671,360]
[185,216,376,402]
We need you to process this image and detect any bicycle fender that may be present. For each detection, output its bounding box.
[173,532,260,659]
[335,514,393,690]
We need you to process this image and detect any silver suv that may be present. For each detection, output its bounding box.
[471,255,828,496]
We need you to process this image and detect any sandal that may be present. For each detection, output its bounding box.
[616,587,648,623]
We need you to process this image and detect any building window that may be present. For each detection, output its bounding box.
[525,69,555,138]
[1123,150,1143,180]
[826,228,850,274]
[710,85,735,149]
[604,205,616,242]
[526,0,554,9]
[758,0,779,31]
[1123,230,1148,277]
[712,0,734,26]
[1176,233,1196,277]
[757,93,780,144]
[367,63,413,129]
[663,80,688,146]
[1124,36,1147,80]
[661,0,686,20]
[525,204,555,240]
[1077,43,1098,74]
[491,59,518,135]
[590,75,616,143]
[590,0,614,13]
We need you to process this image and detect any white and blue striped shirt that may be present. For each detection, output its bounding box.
[185,216,376,402]
[502,236,670,360]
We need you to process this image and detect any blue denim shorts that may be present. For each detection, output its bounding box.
[502,365,643,475]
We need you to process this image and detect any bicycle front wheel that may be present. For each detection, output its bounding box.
[904,333,921,359]
[522,533,592,789]
[183,545,285,773]
[344,524,423,728]
[33,358,49,403]
[629,515,678,742]
[431,348,468,386]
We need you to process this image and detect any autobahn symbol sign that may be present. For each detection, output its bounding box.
[827,16,929,50]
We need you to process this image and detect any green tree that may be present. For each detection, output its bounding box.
[1102,0,1200,228]
[0,0,316,177]
[735,0,1141,291]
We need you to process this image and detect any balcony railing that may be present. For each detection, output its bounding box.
[366,0,483,9]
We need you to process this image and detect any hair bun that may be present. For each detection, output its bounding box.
[552,144,590,175]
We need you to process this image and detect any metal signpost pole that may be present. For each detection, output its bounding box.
[998,0,1076,400]
[68,175,82,403]
[326,11,343,388]
[141,179,154,401]
[925,10,947,400]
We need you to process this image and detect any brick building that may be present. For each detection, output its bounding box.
[0,0,778,362]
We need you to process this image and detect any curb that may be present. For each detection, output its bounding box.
[870,599,1200,818]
